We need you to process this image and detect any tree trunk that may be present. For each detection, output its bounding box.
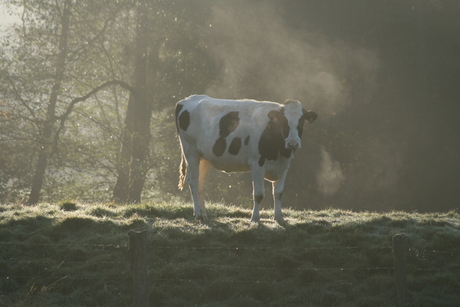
[27,0,72,204]
[113,0,152,203]
[127,0,152,203]
[113,95,135,202]
[416,0,427,87]
[128,93,151,203]
[28,149,51,205]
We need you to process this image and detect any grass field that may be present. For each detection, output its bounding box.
[0,201,459,306]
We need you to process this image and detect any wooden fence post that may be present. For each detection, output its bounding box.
[393,233,408,307]
[129,230,149,307]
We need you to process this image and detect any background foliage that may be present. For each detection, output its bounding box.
[1,0,459,212]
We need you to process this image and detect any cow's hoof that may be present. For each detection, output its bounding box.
[195,215,208,222]
[275,217,287,226]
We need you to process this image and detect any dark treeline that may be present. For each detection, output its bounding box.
[1,0,459,212]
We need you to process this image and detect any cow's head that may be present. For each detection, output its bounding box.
[268,100,317,150]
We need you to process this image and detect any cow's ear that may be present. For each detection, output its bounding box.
[268,108,284,120]
[303,109,318,123]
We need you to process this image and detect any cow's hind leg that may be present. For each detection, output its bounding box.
[250,168,265,223]
[186,154,206,220]
[197,158,211,220]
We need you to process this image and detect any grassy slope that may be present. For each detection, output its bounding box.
[0,201,459,306]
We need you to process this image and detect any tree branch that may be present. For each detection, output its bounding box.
[68,14,113,61]
[57,80,136,121]
[4,72,37,121]
[53,79,136,149]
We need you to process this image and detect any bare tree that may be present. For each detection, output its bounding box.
[0,0,135,203]
[113,0,152,203]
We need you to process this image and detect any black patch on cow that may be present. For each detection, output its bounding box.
[178,110,190,131]
[213,137,226,157]
[229,137,241,155]
[174,103,184,132]
[258,109,292,163]
[212,111,240,157]
[219,111,240,137]
[244,136,250,145]
[297,117,305,138]
[258,156,265,167]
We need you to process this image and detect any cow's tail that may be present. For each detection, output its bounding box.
[178,151,187,190]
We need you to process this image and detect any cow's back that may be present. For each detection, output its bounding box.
[176,95,279,172]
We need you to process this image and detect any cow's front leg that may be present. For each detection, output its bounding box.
[272,170,288,225]
[187,155,206,220]
[250,168,265,223]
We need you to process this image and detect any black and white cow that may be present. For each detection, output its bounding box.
[175,95,317,224]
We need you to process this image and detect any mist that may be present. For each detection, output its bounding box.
[1,1,458,211]
[203,1,383,208]
[317,146,345,196]
[199,1,460,212]
[206,1,380,116]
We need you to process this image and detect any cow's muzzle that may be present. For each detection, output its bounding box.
[287,140,300,150]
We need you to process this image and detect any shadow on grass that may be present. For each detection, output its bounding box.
[1,205,460,306]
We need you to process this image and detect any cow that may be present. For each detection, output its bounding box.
[175,95,317,224]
